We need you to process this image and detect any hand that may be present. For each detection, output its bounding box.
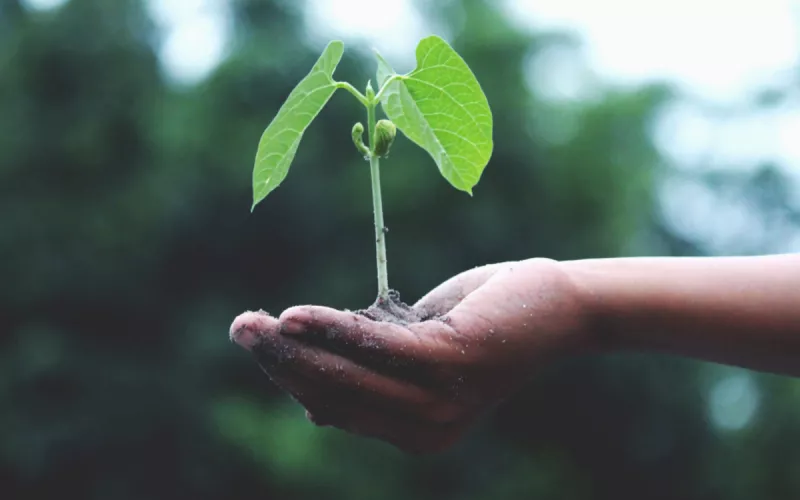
[229,258,592,454]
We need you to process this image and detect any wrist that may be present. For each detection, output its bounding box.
[558,260,621,354]
[509,258,610,357]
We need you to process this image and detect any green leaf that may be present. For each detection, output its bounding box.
[375,50,395,90]
[376,36,493,195]
[251,41,344,210]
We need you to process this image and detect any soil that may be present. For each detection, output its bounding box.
[354,289,434,325]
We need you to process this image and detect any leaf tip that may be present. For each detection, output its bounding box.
[373,48,392,69]
[323,40,345,65]
[456,183,474,197]
[251,191,266,213]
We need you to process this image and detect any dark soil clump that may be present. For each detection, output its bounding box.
[355,289,428,325]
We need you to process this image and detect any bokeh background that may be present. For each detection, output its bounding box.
[3,0,800,498]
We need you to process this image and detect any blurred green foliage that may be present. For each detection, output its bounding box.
[1,0,799,498]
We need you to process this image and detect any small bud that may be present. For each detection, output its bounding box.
[365,80,375,101]
[373,119,396,157]
[351,122,370,157]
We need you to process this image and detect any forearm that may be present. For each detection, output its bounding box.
[561,254,800,376]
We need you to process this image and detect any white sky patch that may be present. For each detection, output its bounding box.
[708,371,761,432]
[783,232,800,252]
[303,0,426,70]
[525,43,598,103]
[503,0,800,105]
[147,0,231,86]
[654,99,800,172]
[658,175,773,254]
[20,0,68,11]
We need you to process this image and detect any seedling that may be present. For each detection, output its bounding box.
[251,35,493,322]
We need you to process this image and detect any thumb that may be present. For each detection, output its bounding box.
[413,263,505,318]
[444,263,532,337]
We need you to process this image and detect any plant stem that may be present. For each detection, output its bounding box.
[335,81,368,106]
[366,102,390,301]
[374,74,404,102]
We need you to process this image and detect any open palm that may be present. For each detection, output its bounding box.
[230,258,589,454]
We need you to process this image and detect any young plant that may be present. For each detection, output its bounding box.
[251,35,493,319]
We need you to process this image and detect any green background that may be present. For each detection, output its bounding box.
[2,1,799,498]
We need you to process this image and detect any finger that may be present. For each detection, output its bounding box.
[413,263,505,318]
[278,305,436,365]
[276,374,465,454]
[253,330,462,422]
[229,310,280,351]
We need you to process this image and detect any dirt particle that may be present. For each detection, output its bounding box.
[355,289,428,325]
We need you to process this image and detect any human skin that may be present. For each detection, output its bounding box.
[229,254,800,454]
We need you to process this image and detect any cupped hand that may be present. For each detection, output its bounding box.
[229,258,592,454]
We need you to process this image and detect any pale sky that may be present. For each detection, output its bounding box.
[505,0,800,102]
